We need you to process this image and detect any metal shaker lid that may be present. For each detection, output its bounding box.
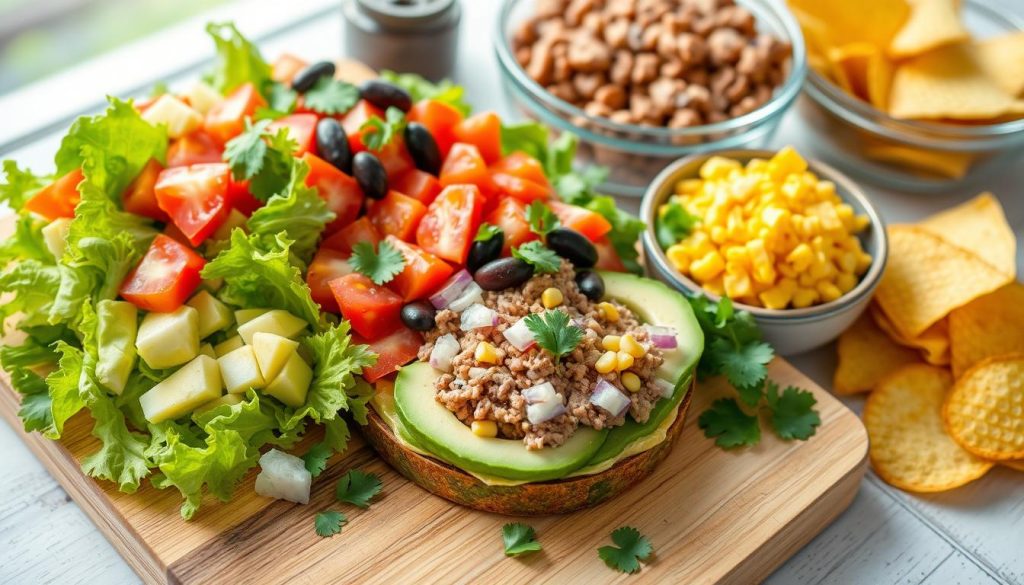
[354,0,458,30]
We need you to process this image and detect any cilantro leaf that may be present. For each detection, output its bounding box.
[303,77,360,115]
[525,201,559,237]
[349,240,406,285]
[698,398,761,448]
[710,338,774,391]
[380,70,471,116]
[765,382,821,440]
[315,510,347,537]
[302,442,332,478]
[502,523,542,557]
[360,107,406,151]
[512,241,560,274]
[475,223,502,242]
[523,310,583,362]
[255,81,298,120]
[224,119,271,179]
[598,527,652,574]
[335,469,383,508]
[655,199,700,249]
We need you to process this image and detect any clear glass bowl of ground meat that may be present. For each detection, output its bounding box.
[494,0,808,197]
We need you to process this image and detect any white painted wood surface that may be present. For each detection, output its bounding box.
[1,1,1021,584]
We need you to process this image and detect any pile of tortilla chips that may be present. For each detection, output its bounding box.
[834,193,1024,492]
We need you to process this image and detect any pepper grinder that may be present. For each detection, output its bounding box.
[342,0,462,81]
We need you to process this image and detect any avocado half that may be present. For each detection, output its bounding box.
[362,272,704,515]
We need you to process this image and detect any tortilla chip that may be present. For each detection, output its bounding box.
[788,0,910,48]
[861,144,973,179]
[918,193,1016,278]
[871,304,950,365]
[828,43,879,101]
[1004,460,1024,472]
[943,354,1024,460]
[876,226,1011,338]
[950,283,1024,378]
[867,51,894,110]
[865,364,992,492]
[834,311,921,394]
[889,0,969,58]
[975,32,1024,97]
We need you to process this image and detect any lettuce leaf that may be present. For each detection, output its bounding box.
[0,213,52,264]
[0,337,59,433]
[0,160,47,210]
[43,341,87,439]
[380,70,471,116]
[205,22,272,96]
[0,260,61,331]
[246,160,334,264]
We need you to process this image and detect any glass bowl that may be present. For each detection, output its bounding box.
[493,0,808,198]
[798,0,1024,193]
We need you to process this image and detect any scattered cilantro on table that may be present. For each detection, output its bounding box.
[655,199,700,249]
[525,200,559,237]
[523,310,583,362]
[512,241,560,274]
[598,527,652,574]
[349,240,407,285]
[360,107,406,151]
[502,522,542,557]
[335,469,383,508]
[302,442,333,478]
[698,399,760,448]
[314,510,347,538]
[765,381,821,440]
[475,223,502,242]
[303,77,360,115]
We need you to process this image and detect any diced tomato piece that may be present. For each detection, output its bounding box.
[490,151,551,187]
[341,100,385,152]
[490,172,551,203]
[301,153,363,232]
[24,169,83,220]
[452,112,501,164]
[416,184,484,264]
[119,234,206,312]
[154,163,231,246]
[161,222,191,246]
[384,236,454,301]
[272,53,308,83]
[307,248,353,313]
[486,197,538,256]
[391,169,442,205]
[203,83,266,144]
[353,326,423,382]
[548,200,612,241]
[439,143,489,188]
[330,273,404,339]
[226,177,262,216]
[321,216,381,254]
[122,159,168,221]
[167,130,223,167]
[268,113,319,156]
[593,236,627,272]
[367,190,427,242]
[407,99,463,157]
[376,139,414,178]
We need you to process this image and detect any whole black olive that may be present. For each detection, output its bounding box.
[466,231,504,274]
[547,228,598,268]
[352,152,388,199]
[404,122,442,175]
[359,80,413,112]
[291,61,336,93]
[315,118,351,173]
[401,301,437,331]
[575,271,605,301]
[474,258,534,291]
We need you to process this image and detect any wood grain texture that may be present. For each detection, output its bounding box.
[0,358,866,585]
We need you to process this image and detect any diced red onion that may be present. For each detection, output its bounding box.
[460,303,498,330]
[645,325,678,349]
[429,270,473,309]
[655,378,675,399]
[526,400,566,425]
[429,334,460,372]
[590,379,631,417]
[522,381,557,405]
[502,317,536,351]
[447,282,483,313]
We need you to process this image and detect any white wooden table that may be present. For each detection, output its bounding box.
[1,1,1022,583]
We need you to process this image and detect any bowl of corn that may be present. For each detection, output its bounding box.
[640,147,888,355]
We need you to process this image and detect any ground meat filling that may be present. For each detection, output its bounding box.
[419,261,665,450]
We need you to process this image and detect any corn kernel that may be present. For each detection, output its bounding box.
[759,279,797,310]
[724,270,753,299]
[792,288,819,308]
[475,341,500,364]
[596,351,618,374]
[597,302,620,322]
[616,351,635,371]
[621,372,642,393]
[702,276,725,296]
[602,335,621,352]
[710,225,728,244]
[854,215,871,231]
[541,287,564,309]
[836,272,858,293]
[700,156,741,180]
[620,334,646,358]
[817,281,843,303]
[770,146,808,177]
[471,420,498,438]
[690,250,726,282]
[837,251,857,274]
[856,251,873,274]
[666,244,690,272]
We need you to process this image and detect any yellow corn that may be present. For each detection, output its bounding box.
[597,302,620,322]
[724,269,753,299]
[621,372,642,393]
[602,335,621,352]
[666,244,690,272]
[620,334,646,358]
[759,278,797,310]
[616,351,635,372]
[817,281,843,303]
[475,341,500,364]
[541,287,564,309]
[471,420,498,438]
[596,351,618,374]
[792,288,819,308]
[690,250,726,283]
[836,272,858,293]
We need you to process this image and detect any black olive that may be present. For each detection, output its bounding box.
[547,227,598,268]
[401,301,437,331]
[359,80,413,112]
[575,271,605,301]
[403,122,442,175]
[474,258,534,291]
[315,118,351,173]
[291,61,336,93]
[352,151,388,199]
[466,231,504,274]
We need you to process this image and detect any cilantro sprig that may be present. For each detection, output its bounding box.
[223,118,297,201]
[523,310,583,362]
[655,199,700,249]
[303,77,360,115]
[512,241,560,274]
[335,469,383,508]
[525,201,559,237]
[598,527,652,574]
[502,522,542,557]
[360,107,406,151]
[314,510,347,538]
[475,223,502,242]
[349,240,406,285]
[302,442,332,478]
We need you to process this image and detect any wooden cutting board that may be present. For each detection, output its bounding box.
[0,357,866,585]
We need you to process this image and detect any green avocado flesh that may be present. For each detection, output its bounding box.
[390,272,704,482]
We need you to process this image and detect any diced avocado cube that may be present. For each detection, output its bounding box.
[94,300,138,395]
[139,355,223,423]
[198,343,217,359]
[235,308,269,326]
[183,81,221,115]
[218,345,266,394]
[214,335,244,357]
[194,392,243,415]
[212,208,248,241]
[264,352,312,407]
[186,290,234,338]
[140,94,202,139]
[41,217,73,260]
[252,332,300,381]
[237,310,307,345]
[136,306,200,369]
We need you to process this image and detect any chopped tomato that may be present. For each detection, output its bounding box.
[321,216,381,254]
[594,236,627,272]
[307,248,353,313]
[226,177,262,216]
[486,197,537,256]
[452,111,501,164]
[161,221,191,246]
[123,159,168,221]
[439,143,489,188]
[548,200,612,241]
[330,273,404,339]
[272,53,308,83]
[302,152,363,232]
[24,169,83,220]
[167,130,223,167]
[490,151,551,187]
[376,139,414,178]
[392,168,442,205]
[154,163,231,246]
[416,184,483,264]
[407,99,463,157]
[203,83,266,144]
[341,100,384,152]
[384,236,454,301]
[268,113,319,156]
[367,190,427,242]
[119,234,206,312]
[489,172,550,203]
[353,326,423,382]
